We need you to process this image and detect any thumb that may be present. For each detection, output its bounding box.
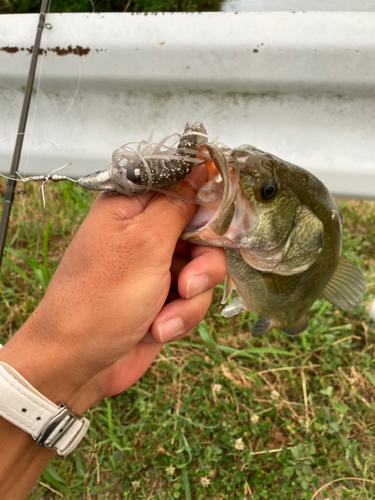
[142,163,208,244]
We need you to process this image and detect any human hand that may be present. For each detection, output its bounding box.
[0,164,226,414]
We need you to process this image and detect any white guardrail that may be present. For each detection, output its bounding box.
[0,12,374,198]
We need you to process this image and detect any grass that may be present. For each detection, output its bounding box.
[0,181,375,500]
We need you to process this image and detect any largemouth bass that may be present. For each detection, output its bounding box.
[181,124,365,337]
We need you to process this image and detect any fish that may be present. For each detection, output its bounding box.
[181,128,366,338]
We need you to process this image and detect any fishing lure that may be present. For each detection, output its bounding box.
[1,123,216,214]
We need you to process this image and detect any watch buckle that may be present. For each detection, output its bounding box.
[35,403,80,450]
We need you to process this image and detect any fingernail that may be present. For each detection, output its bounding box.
[186,273,209,299]
[159,317,185,343]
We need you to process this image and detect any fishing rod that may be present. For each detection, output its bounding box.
[0,0,50,269]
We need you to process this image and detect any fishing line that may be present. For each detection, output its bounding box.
[0,0,52,268]
[22,0,53,179]
[21,0,83,219]
[22,35,48,177]
[18,132,60,151]
[61,15,83,121]
[23,0,83,177]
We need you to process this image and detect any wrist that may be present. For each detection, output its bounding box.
[0,361,90,456]
[0,316,97,415]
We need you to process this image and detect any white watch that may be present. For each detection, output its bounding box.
[0,358,89,456]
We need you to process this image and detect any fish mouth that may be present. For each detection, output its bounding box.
[182,145,253,247]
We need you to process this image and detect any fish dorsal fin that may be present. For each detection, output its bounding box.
[281,316,308,337]
[221,297,245,318]
[321,255,365,310]
[221,275,236,304]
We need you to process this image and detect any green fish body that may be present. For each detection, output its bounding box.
[183,136,365,337]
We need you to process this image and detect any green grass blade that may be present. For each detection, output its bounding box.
[181,467,192,500]
[1,257,31,283]
[198,321,216,346]
[41,463,69,494]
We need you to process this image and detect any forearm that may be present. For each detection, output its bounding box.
[0,318,96,500]
[0,418,54,500]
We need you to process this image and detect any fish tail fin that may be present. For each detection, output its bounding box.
[280,316,308,337]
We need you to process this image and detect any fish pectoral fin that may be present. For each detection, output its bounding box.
[221,275,236,304]
[221,297,245,318]
[251,318,271,337]
[321,255,365,310]
[280,316,308,337]
[277,205,324,275]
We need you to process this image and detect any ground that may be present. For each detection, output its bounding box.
[0,182,374,500]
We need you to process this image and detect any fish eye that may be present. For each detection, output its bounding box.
[259,180,278,200]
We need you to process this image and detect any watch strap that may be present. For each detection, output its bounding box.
[0,361,89,456]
